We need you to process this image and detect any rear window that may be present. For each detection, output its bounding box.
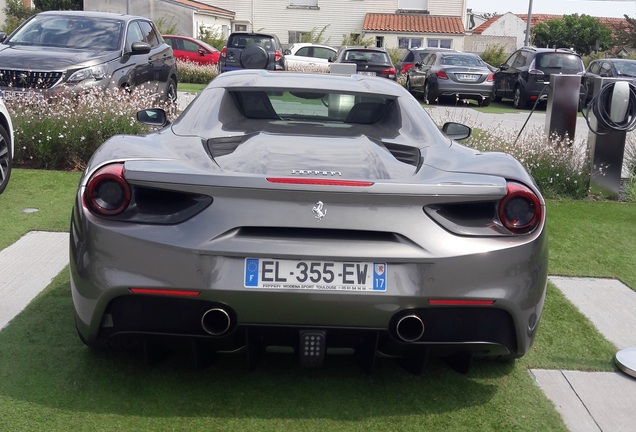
[441,55,484,67]
[536,53,583,71]
[231,90,395,124]
[229,35,274,49]
[344,50,390,64]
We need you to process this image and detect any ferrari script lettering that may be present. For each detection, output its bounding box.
[291,169,342,176]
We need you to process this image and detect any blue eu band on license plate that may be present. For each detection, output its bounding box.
[244,258,387,292]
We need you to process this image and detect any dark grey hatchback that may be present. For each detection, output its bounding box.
[0,11,178,103]
[329,46,397,80]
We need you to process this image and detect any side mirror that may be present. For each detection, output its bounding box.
[499,64,509,71]
[137,108,169,127]
[284,49,291,55]
[328,57,333,63]
[130,41,151,55]
[441,122,471,140]
[198,48,206,56]
[0,32,6,43]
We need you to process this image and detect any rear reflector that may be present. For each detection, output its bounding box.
[267,178,374,186]
[428,299,495,306]
[130,288,201,297]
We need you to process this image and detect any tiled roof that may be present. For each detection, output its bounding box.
[168,0,235,18]
[363,13,465,34]
[471,15,501,35]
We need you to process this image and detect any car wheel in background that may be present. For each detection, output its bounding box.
[480,97,491,107]
[165,77,178,114]
[0,125,12,195]
[240,45,269,69]
[513,86,528,109]
[424,82,436,104]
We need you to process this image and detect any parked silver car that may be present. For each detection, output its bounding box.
[407,52,495,106]
[70,70,547,373]
[0,11,178,103]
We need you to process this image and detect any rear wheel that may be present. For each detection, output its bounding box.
[0,125,12,195]
[423,81,436,104]
[513,86,528,109]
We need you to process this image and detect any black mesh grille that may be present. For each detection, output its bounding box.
[0,69,63,89]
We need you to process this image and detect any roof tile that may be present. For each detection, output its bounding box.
[363,13,465,34]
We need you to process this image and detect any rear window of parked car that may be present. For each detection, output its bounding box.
[344,50,390,63]
[230,35,274,48]
[536,53,583,70]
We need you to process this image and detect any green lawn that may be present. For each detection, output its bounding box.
[0,169,633,431]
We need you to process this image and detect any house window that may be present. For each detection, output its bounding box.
[375,36,384,48]
[398,0,427,11]
[290,0,318,6]
[398,38,422,49]
[427,39,452,49]
[289,31,311,43]
[234,24,247,32]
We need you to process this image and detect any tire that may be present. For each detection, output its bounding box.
[0,124,12,195]
[405,76,413,94]
[240,44,269,69]
[492,90,503,103]
[513,86,528,109]
[165,77,178,115]
[480,97,491,107]
[423,81,436,104]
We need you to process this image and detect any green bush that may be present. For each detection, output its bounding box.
[479,44,508,68]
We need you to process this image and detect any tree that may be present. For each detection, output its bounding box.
[34,0,83,10]
[613,14,636,48]
[2,0,36,33]
[531,14,612,55]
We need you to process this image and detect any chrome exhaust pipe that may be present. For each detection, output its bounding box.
[201,308,232,336]
[395,314,425,342]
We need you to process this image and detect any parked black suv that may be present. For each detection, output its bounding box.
[0,11,178,103]
[219,32,285,72]
[493,47,585,109]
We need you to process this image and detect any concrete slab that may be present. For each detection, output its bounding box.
[549,276,636,349]
[0,231,69,330]
[532,369,636,432]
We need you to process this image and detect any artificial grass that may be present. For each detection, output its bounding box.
[1,169,633,431]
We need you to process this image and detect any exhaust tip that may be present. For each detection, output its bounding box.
[201,308,232,336]
[395,314,425,342]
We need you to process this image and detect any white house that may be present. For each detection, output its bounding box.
[199,0,468,48]
[83,0,234,38]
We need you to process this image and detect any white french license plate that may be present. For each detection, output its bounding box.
[244,258,387,292]
[1,90,44,101]
[457,74,479,81]
[358,71,376,76]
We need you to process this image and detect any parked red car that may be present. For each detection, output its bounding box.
[163,35,220,65]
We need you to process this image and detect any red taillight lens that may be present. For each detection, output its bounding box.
[401,64,414,75]
[487,73,494,82]
[84,163,131,216]
[220,46,227,58]
[436,70,449,80]
[381,67,396,76]
[275,50,282,62]
[498,182,543,234]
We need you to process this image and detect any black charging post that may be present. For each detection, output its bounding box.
[545,74,581,142]
[586,77,631,200]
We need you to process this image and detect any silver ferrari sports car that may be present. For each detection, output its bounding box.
[70,70,548,373]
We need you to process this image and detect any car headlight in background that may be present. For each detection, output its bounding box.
[67,64,108,82]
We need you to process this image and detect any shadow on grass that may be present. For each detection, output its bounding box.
[0,271,528,423]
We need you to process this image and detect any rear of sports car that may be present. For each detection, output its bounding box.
[70,71,547,373]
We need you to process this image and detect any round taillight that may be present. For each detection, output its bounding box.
[85,163,131,216]
[498,182,543,234]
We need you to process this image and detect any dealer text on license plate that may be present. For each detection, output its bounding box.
[244,258,387,292]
